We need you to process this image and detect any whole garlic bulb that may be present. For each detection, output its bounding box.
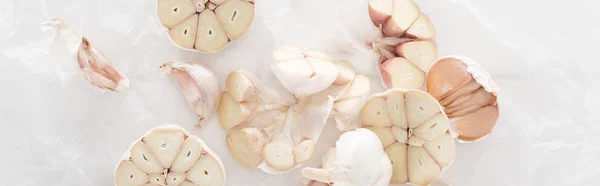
[301,128,392,186]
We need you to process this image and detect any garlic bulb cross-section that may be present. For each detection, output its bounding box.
[115,125,225,186]
[426,56,500,142]
[359,89,456,186]
[157,0,255,53]
[160,61,220,128]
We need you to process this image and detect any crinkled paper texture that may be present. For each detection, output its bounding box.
[0,0,599,185]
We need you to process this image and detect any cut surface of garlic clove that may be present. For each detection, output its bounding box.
[405,14,436,40]
[369,0,394,25]
[263,138,295,170]
[382,0,421,37]
[360,89,454,186]
[225,70,257,102]
[426,56,500,142]
[157,0,197,28]
[168,14,199,49]
[226,126,275,168]
[386,91,408,129]
[395,40,438,72]
[380,57,425,89]
[195,10,229,53]
[192,0,208,12]
[215,0,255,39]
[360,97,392,127]
[293,140,316,163]
[366,126,396,148]
[218,92,252,130]
[115,125,225,186]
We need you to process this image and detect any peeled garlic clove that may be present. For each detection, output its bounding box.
[115,160,149,186]
[263,136,295,170]
[215,0,255,39]
[360,97,392,127]
[380,57,425,89]
[160,62,219,128]
[405,14,436,40]
[225,70,257,102]
[366,126,396,148]
[115,125,225,186]
[385,142,408,184]
[218,92,252,130]
[187,154,225,185]
[168,14,199,49]
[369,0,394,25]
[333,60,356,85]
[293,140,316,163]
[157,0,196,28]
[382,0,421,37]
[423,133,455,167]
[226,126,276,168]
[407,146,441,186]
[426,56,500,142]
[395,40,438,72]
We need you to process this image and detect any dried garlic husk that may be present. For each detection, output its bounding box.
[359,89,455,186]
[157,0,255,53]
[301,128,392,186]
[41,18,129,92]
[115,125,225,186]
[426,56,500,142]
[160,61,220,128]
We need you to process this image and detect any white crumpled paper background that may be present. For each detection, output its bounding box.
[1,0,599,185]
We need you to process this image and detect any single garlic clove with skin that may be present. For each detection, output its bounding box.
[293,140,316,163]
[215,0,255,39]
[171,136,204,172]
[426,56,500,142]
[195,10,229,53]
[385,142,408,184]
[395,40,438,72]
[368,0,394,25]
[168,14,199,49]
[115,160,149,186]
[157,0,196,28]
[380,57,425,89]
[149,173,166,185]
[76,37,130,92]
[218,92,252,130]
[382,0,421,37]
[360,97,392,127]
[187,155,225,185]
[160,62,220,128]
[405,14,436,40]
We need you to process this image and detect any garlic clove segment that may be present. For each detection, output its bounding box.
[380,57,425,89]
[395,40,438,72]
[160,62,220,128]
[382,0,421,37]
[368,0,394,25]
[195,10,230,53]
[217,92,252,130]
[168,14,199,49]
[115,125,225,186]
[405,14,436,40]
[215,0,255,39]
[426,56,500,142]
[157,0,196,28]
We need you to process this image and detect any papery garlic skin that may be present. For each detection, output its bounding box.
[426,56,500,142]
[41,18,129,92]
[157,0,255,53]
[301,128,392,186]
[115,125,225,186]
[359,89,456,186]
[160,62,220,128]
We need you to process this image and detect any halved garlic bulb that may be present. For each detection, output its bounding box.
[160,61,220,128]
[115,125,225,186]
[41,18,129,92]
[157,0,255,53]
[426,56,500,142]
[359,89,455,186]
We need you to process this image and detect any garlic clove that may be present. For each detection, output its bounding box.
[426,57,477,100]
[168,14,199,49]
[192,0,208,12]
[187,155,225,185]
[407,135,426,146]
[338,75,370,100]
[210,0,227,5]
[263,137,295,170]
[157,0,197,28]
[166,172,186,185]
[195,10,229,53]
[382,0,421,37]
[333,60,357,85]
[332,97,363,117]
[142,128,186,169]
[391,126,408,143]
[438,80,481,107]
[368,0,394,25]
[77,37,129,92]
[411,113,450,141]
[115,160,149,186]
[273,58,315,83]
[224,70,259,102]
[395,40,438,72]
[226,127,271,168]
[385,142,408,184]
[407,146,441,186]
[215,0,255,39]
[293,140,316,163]
[386,91,408,129]
[380,57,425,89]
[405,14,436,40]
[218,92,252,130]
[451,106,499,142]
[405,90,442,128]
[130,141,164,174]
[171,136,204,172]
[360,97,392,127]
[180,181,199,186]
[366,126,396,148]
[423,133,455,167]
[444,88,497,117]
[149,173,166,185]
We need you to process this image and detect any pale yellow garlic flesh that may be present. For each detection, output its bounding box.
[359,89,455,186]
[157,0,255,53]
[426,56,500,142]
[114,125,225,186]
